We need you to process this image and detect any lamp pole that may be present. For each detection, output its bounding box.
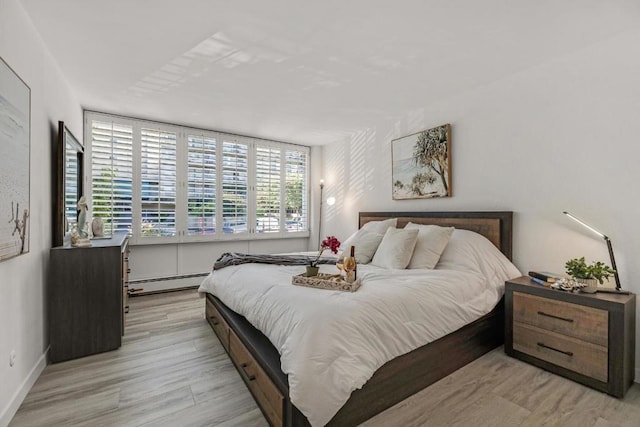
[318,180,324,251]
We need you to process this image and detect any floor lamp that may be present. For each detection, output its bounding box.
[563,211,628,294]
[318,179,324,251]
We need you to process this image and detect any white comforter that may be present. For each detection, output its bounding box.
[199,242,520,426]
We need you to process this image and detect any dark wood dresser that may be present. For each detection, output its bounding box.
[49,232,130,363]
[505,276,635,397]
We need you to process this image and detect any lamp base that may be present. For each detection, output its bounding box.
[597,287,630,295]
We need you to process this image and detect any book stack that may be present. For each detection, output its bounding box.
[528,271,561,286]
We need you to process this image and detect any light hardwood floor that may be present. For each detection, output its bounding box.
[10,290,640,427]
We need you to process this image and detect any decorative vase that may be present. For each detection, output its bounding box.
[578,278,598,293]
[92,217,104,237]
[306,266,319,277]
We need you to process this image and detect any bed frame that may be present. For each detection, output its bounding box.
[204,211,513,426]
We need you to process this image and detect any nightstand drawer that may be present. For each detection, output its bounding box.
[513,322,608,382]
[513,292,608,346]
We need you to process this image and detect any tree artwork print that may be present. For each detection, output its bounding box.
[392,124,451,200]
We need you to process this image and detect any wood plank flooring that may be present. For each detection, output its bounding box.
[10,290,640,427]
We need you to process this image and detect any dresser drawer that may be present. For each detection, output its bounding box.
[513,292,608,346]
[205,298,230,352]
[229,330,284,427]
[513,322,608,382]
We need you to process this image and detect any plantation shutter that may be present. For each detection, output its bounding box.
[285,149,308,233]
[90,120,133,234]
[187,134,216,235]
[86,111,309,242]
[64,145,80,229]
[255,145,281,233]
[140,128,177,237]
[221,139,248,234]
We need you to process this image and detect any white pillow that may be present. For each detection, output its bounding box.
[361,218,397,234]
[340,218,397,253]
[436,229,521,280]
[404,223,454,269]
[370,228,419,269]
[340,229,385,264]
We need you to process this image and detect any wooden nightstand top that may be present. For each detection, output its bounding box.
[506,276,635,311]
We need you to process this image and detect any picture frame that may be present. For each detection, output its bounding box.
[391,124,451,200]
[0,56,31,262]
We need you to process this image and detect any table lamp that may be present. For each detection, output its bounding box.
[563,211,628,294]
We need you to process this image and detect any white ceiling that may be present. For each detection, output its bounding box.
[19,0,640,145]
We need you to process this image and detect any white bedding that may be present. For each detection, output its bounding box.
[198,231,521,426]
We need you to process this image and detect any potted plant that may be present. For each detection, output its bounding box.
[565,257,616,293]
[307,236,341,276]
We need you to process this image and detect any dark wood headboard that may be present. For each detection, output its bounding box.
[359,211,513,260]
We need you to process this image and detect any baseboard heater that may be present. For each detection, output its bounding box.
[128,272,209,285]
[127,272,209,296]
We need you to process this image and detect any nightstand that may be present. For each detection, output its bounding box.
[505,276,636,397]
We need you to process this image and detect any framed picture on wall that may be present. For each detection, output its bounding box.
[391,123,451,200]
[0,56,31,262]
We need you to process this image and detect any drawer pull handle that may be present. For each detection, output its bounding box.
[127,268,131,274]
[537,311,574,323]
[240,363,256,381]
[537,342,574,357]
[210,316,219,326]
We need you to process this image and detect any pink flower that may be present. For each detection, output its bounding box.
[310,236,341,266]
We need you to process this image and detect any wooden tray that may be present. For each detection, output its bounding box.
[292,273,361,292]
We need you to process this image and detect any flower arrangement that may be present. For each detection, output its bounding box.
[310,236,341,267]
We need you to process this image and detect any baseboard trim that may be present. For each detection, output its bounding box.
[0,347,48,427]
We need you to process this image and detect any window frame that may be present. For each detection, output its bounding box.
[84,111,310,245]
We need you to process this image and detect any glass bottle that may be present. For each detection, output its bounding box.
[343,246,357,283]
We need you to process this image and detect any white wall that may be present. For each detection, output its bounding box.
[0,0,82,424]
[322,28,640,378]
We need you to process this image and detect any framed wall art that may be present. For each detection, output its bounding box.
[391,123,451,200]
[0,56,31,262]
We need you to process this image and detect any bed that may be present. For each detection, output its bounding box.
[199,211,518,426]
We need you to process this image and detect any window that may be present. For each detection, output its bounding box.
[255,144,281,233]
[285,150,308,233]
[222,139,249,235]
[90,120,133,235]
[140,128,177,237]
[187,134,216,236]
[85,112,309,244]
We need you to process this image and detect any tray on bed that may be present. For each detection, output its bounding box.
[292,273,361,292]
